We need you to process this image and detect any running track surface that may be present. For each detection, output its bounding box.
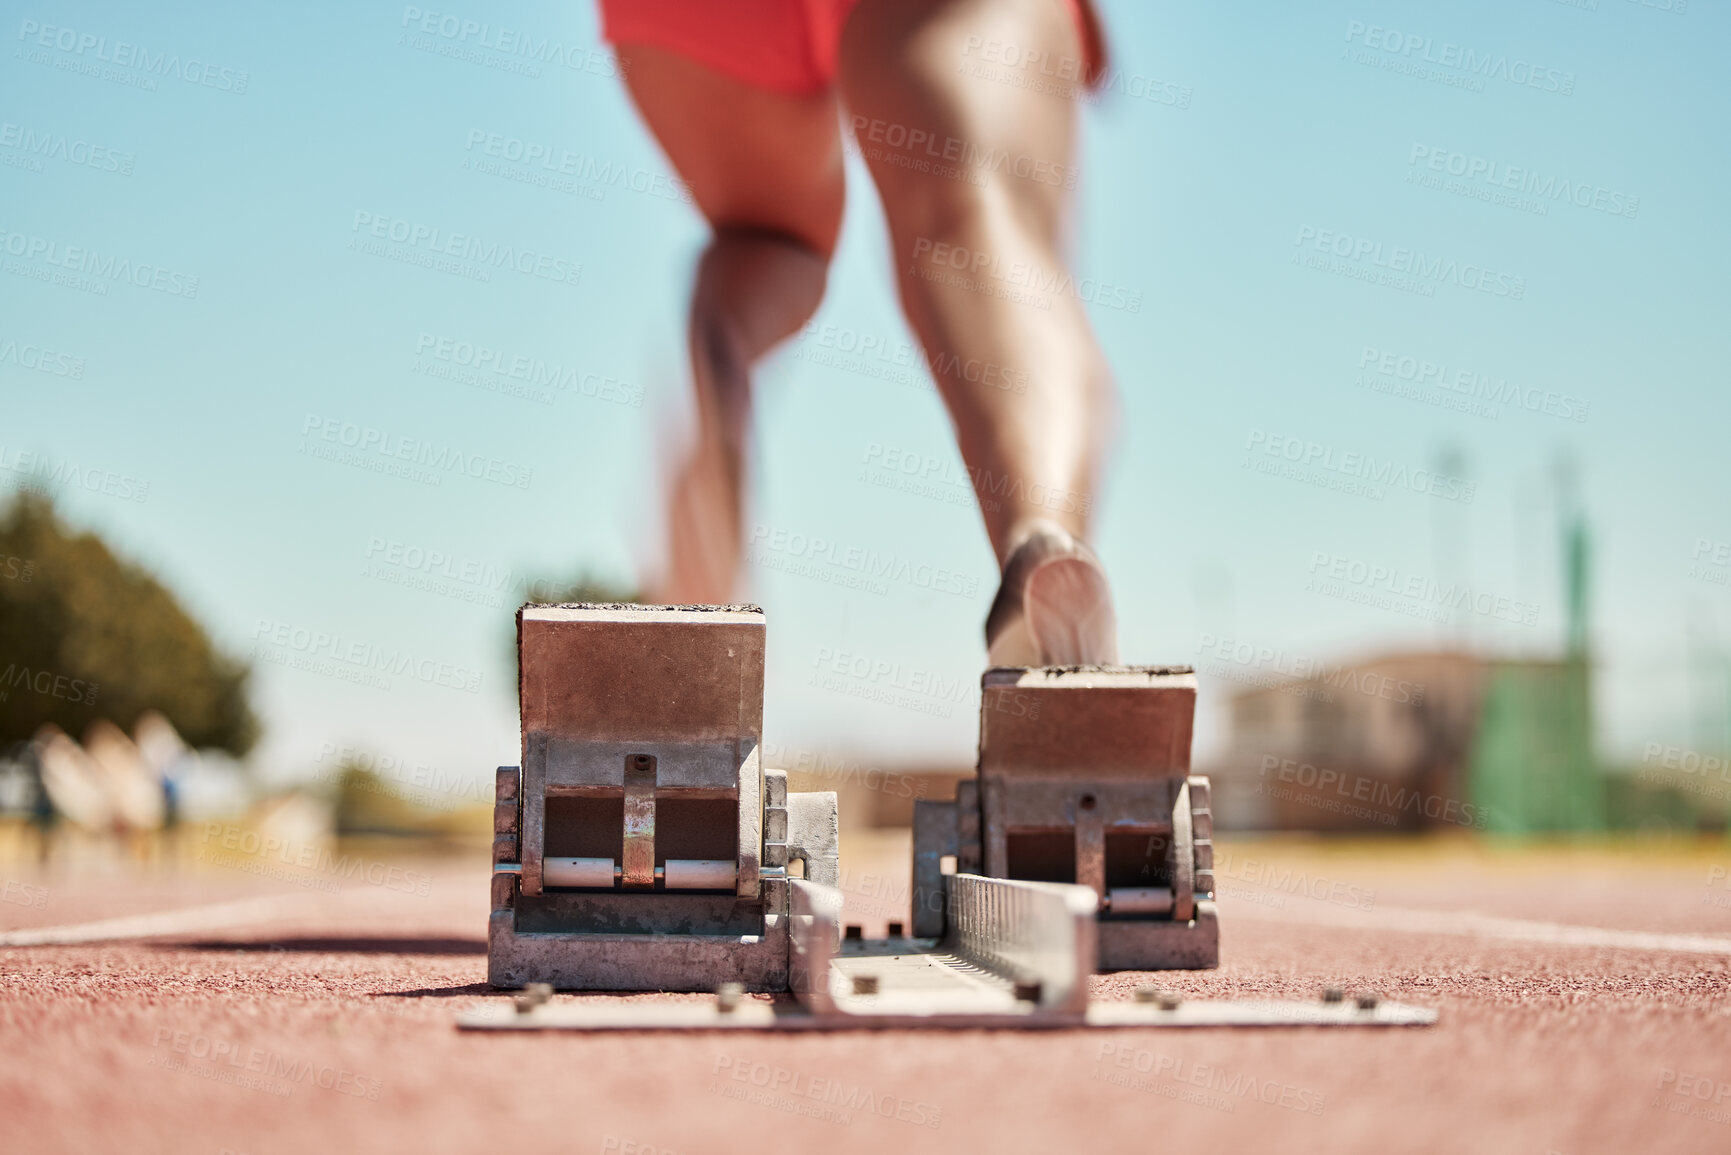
[3,833,1730,1154]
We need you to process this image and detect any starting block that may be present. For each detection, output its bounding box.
[911,666,1218,970]
[488,604,837,991]
[476,605,1434,1031]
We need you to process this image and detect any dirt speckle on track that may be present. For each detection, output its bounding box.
[3,836,1729,1154]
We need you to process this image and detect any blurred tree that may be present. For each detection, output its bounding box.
[0,495,258,755]
[332,761,427,835]
[330,760,491,838]
[520,572,640,606]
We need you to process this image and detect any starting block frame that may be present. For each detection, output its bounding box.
[474,605,1434,1031]
[913,666,1219,970]
[488,604,837,992]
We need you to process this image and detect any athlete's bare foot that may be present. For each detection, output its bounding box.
[984,521,1120,667]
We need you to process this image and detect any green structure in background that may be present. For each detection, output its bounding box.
[1470,657,1603,833]
[1468,503,1605,833]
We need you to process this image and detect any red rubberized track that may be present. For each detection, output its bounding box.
[3,836,1729,1154]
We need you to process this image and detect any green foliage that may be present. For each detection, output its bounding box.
[331,762,430,835]
[520,572,640,606]
[0,495,258,755]
[329,761,490,837]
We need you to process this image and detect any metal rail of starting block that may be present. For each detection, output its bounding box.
[457,873,1437,1031]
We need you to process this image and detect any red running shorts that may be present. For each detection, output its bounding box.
[598,0,1102,97]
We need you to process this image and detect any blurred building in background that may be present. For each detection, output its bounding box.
[1206,497,1724,835]
[1206,650,1491,833]
[1204,650,1611,834]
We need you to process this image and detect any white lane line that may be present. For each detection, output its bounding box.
[0,895,310,947]
[1230,898,1731,956]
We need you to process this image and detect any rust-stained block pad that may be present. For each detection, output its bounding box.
[979,666,1196,779]
[517,604,765,786]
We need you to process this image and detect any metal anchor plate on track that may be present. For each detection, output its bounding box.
[458,873,1436,1031]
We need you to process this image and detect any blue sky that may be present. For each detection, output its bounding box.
[4,0,1727,794]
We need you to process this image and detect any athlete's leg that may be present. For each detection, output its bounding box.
[616,44,847,603]
[839,0,1119,662]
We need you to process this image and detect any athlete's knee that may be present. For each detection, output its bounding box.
[688,226,831,385]
[702,225,831,284]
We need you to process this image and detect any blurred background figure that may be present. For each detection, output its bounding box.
[607,0,1121,665]
[83,719,168,849]
[30,718,180,864]
[33,726,111,856]
[133,710,192,841]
